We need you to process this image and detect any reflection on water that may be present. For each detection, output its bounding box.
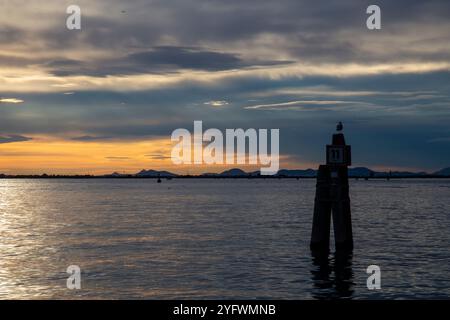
[0,178,450,299]
[311,251,354,299]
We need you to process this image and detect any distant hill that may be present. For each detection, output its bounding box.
[3,166,450,179]
[434,167,450,176]
[98,166,450,178]
[103,172,131,177]
[135,169,178,177]
[217,168,248,177]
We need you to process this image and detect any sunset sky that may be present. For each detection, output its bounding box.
[1,0,450,174]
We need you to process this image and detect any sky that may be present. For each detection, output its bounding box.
[1,0,450,174]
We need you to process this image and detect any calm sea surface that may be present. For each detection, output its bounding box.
[0,178,449,299]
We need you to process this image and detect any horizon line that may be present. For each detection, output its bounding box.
[1,165,448,177]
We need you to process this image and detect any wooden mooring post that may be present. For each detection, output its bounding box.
[310,123,353,253]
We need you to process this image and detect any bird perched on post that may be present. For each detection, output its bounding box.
[336,121,343,132]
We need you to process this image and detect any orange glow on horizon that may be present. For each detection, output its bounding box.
[0,137,173,175]
[0,137,308,175]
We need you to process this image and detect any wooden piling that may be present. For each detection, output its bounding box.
[310,124,353,253]
[310,165,332,253]
[330,166,353,251]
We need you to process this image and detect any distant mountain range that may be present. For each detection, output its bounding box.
[2,167,449,179]
[102,166,450,178]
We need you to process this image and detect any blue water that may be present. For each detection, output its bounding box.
[0,178,449,299]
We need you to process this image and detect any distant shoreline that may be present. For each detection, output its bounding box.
[1,175,449,179]
[2,166,449,179]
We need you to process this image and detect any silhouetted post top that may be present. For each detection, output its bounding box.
[332,133,346,146]
[326,124,351,166]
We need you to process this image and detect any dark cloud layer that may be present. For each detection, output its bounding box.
[0,135,32,144]
[71,135,113,141]
[43,46,292,77]
[4,0,450,68]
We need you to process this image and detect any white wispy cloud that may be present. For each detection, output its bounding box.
[0,98,24,104]
[204,100,229,107]
[2,61,450,93]
[245,100,353,110]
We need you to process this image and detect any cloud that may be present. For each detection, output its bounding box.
[245,100,363,110]
[71,135,113,141]
[204,100,229,107]
[146,154,171,160]
[105,156,131,160]
[4,0,450,86]
[0,24,22,40]
[3,1,450,67]
[45,46,291,77]
[127,47,241,71]
[0,98,24,104]
[0,135,32,144]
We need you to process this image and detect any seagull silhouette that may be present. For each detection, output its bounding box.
[336,121,343,132]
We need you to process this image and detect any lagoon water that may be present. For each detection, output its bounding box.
[0,178,449,299]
